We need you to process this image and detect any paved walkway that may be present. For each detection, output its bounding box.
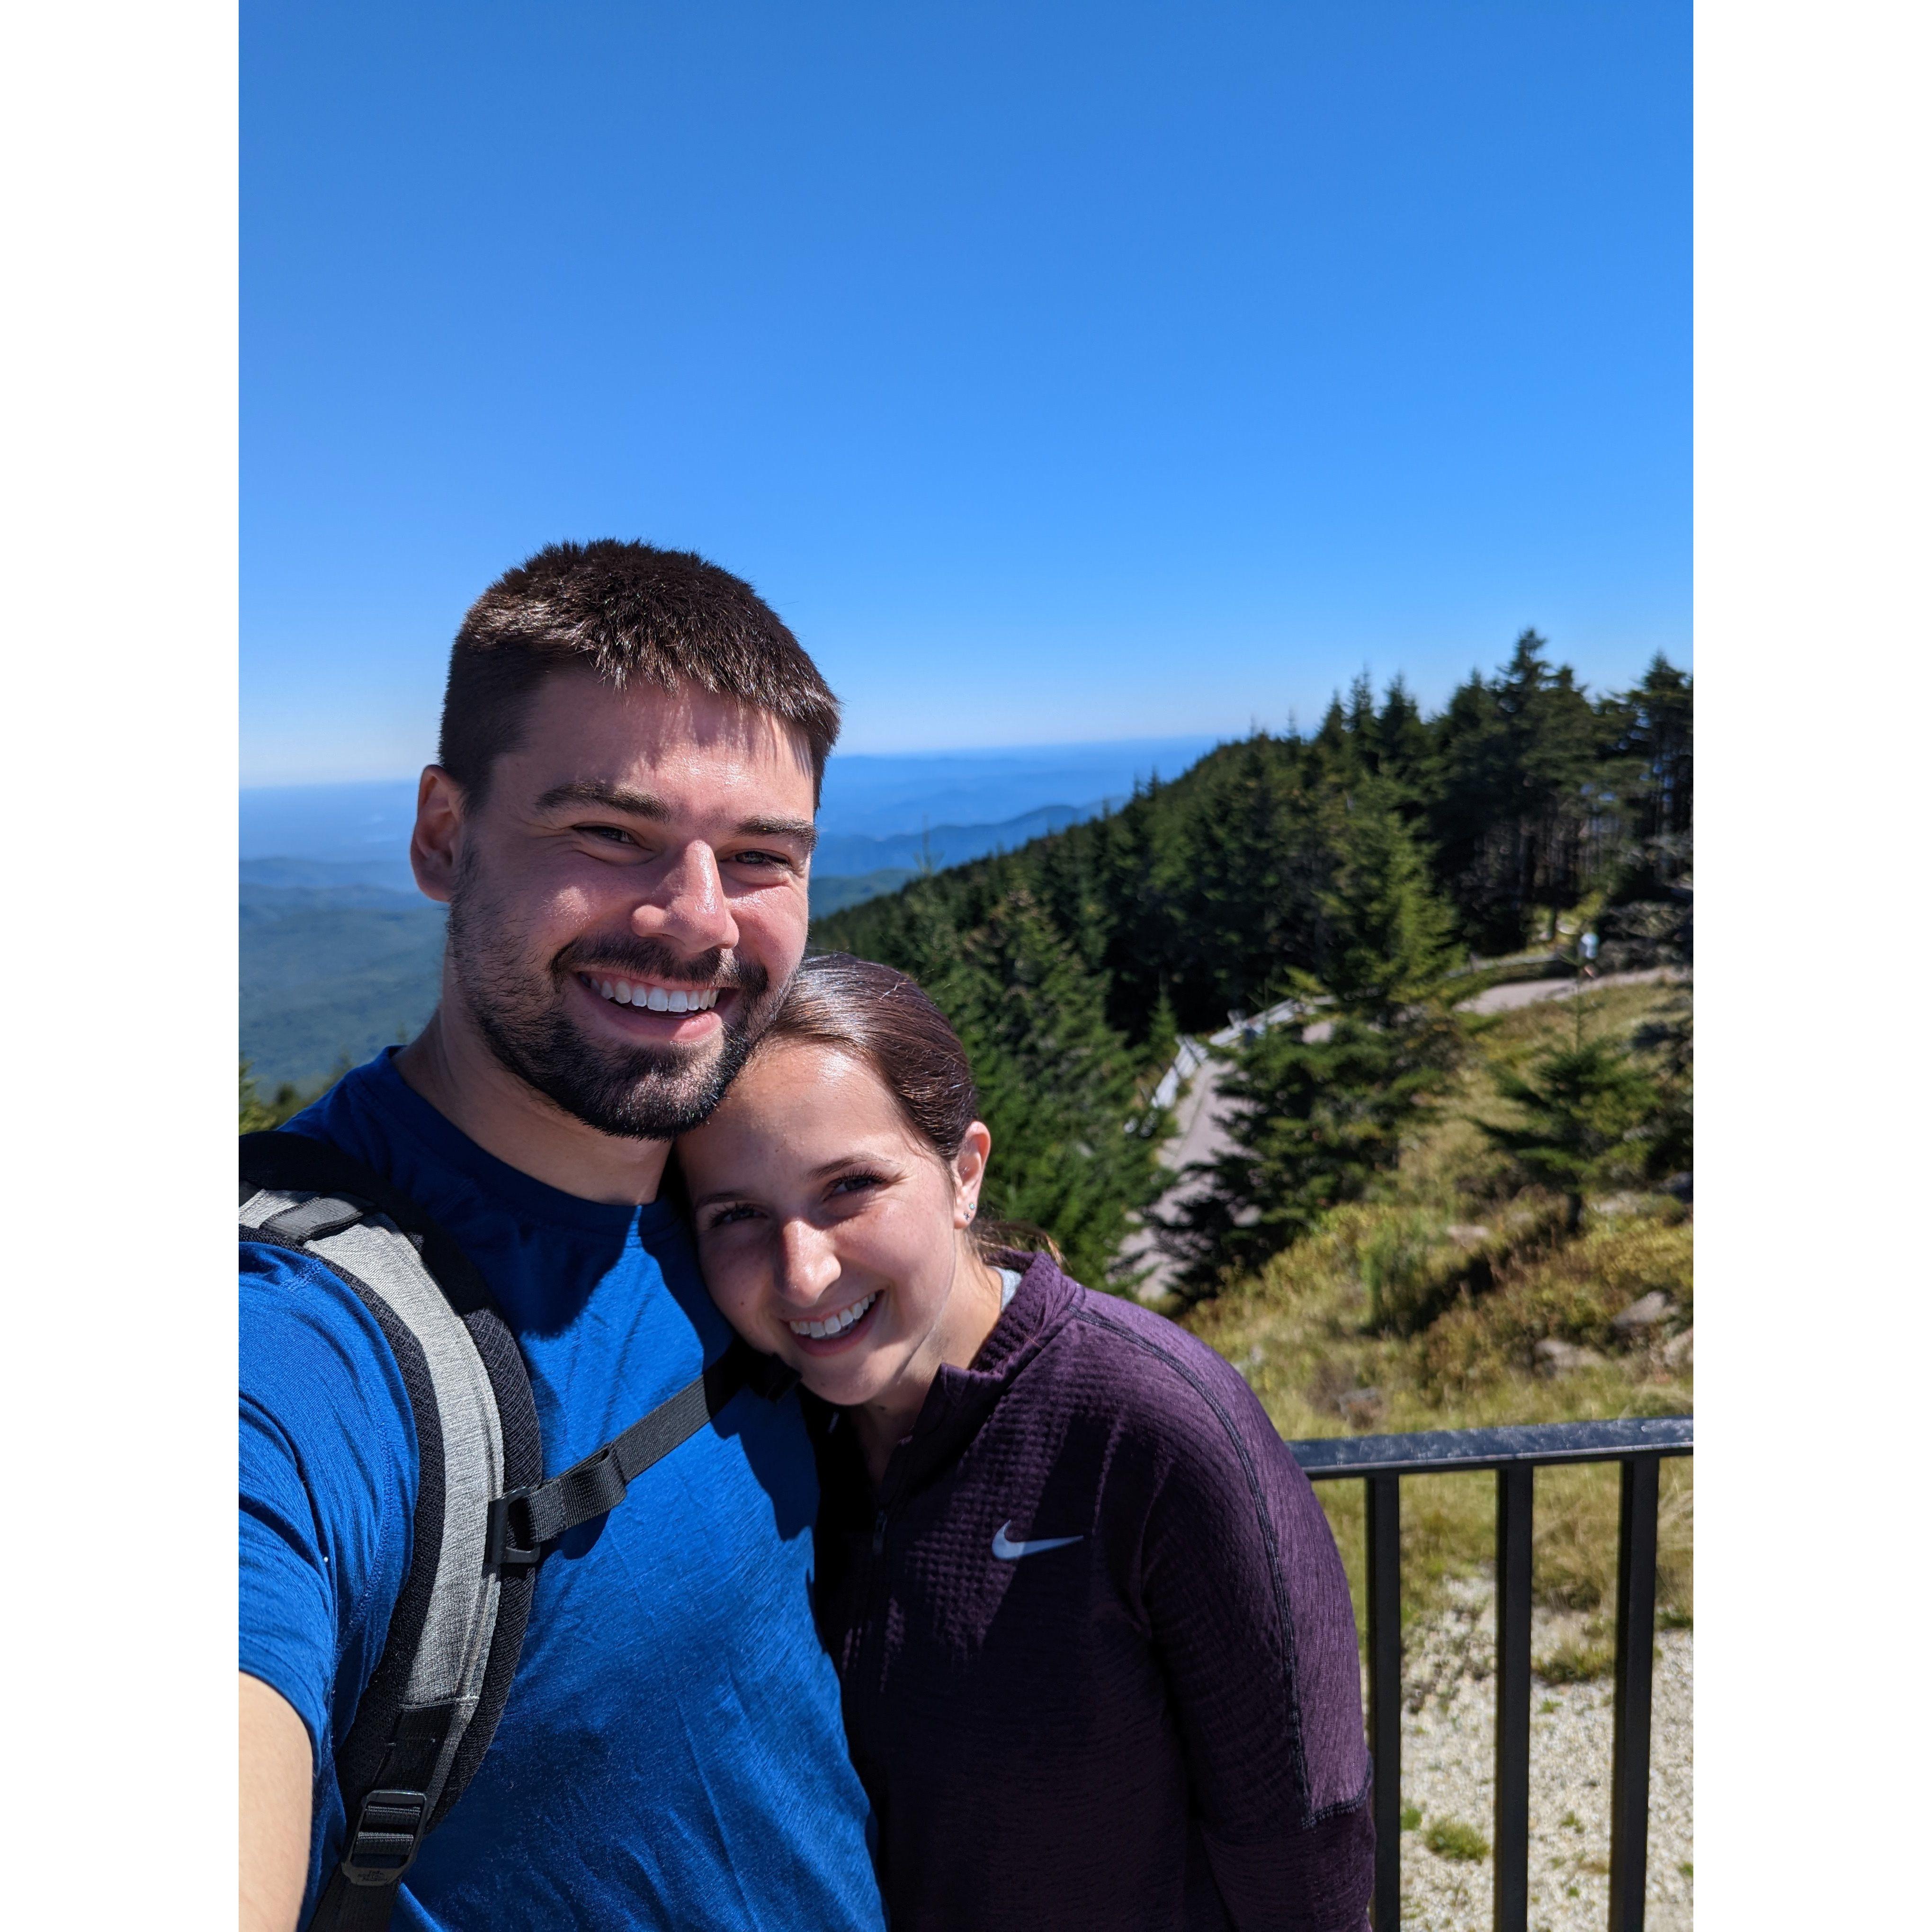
[1116,969,1684,1302]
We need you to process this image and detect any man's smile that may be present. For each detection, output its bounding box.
[571,970,731,1039]
[581,973,722,1013]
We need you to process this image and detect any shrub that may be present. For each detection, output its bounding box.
[1423,1818,1489,1862]
[1536,1635,1615,1683]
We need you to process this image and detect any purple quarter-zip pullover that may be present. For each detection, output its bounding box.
[806,1252,1374,1932]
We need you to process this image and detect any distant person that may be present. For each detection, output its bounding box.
[678,953,1376,1932]
[240,543,887,1932]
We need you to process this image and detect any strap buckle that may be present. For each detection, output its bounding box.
[483,1488,541,1571]
[340,1788,429,1886]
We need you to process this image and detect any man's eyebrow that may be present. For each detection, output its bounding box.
[531,784,818,856]
[736,815,819,856]
[533,779,673,820]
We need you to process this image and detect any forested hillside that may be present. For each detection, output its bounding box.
[814,634,1691,1289]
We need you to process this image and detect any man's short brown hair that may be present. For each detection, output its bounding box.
[438,539,841,804]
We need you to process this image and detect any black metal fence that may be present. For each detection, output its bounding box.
[1289,1416,1694,1932]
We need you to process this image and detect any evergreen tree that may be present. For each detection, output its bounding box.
[1319,781,1460,1021]
[1429,631,1617,950]
[1155,796,1462,1297]
[1157,1016,1450,1297]
[1481,1024,1658,1232]
[1603,654,1693,896]
[921,891,1160,1292]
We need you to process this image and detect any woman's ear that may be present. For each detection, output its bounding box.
[951,1121,993,1228]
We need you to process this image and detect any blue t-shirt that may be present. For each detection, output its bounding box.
[240,1050,887,1930]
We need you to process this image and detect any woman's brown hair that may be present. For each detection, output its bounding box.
[751,951,1061,1266]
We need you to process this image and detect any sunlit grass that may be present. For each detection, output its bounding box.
[1182,979,1692,1639]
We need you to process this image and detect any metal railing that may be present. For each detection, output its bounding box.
[1288,1416,1693,1932]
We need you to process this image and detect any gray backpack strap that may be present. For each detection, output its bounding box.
[242,1133,543,1932]
[240,1130,797,1929]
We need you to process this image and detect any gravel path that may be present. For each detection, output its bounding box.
[1388,1577,1692,1931]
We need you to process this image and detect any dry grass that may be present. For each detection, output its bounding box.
[1181,978,1693,1642]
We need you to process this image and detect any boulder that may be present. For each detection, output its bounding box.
[1337,1387,1386,1428]
[1663,1327,1693,1372]
[1534,1338,1606,1377]
[1590,1192,1647,1219]
[1611,1290,1673,1335]
[1445,1224,1492,1250]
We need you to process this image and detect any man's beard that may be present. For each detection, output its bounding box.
[445,851,776,1140]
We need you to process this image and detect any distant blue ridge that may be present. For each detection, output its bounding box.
[240,743,1226,1089]
[241,736,1221,866]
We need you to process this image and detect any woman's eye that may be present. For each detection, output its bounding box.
[580,824,636,847]
[705,1203,759,1229]
[829,1172,885,1199]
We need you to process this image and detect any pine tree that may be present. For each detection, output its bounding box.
[1158,1016,1450,1296]
[1481,1025,1658,1232]
[922,891,1160,1291]
[1320,781,1460,1022]
[1156,795,1462,1297]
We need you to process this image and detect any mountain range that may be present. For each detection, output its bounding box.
[239,736,1220,1094]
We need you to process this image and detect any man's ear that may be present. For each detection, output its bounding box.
[411,766,466,904]
[952,1121,993,1228]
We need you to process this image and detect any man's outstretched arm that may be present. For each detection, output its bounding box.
[241,1672,311,1932]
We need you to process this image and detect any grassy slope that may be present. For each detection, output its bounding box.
[1178,980,1692,1663]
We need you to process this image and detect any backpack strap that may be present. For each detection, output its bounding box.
[486,1335,797,1570]
[240,1130,797,1932]
[243,1132,540,1932]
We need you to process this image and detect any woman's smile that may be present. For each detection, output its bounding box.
[784,1288,885,1355]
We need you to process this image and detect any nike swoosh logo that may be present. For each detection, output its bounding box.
[992,1521,1084,1561]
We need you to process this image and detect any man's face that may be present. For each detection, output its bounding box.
[423,673,819,1139]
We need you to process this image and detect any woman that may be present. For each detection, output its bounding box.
[678,953,1374,1932]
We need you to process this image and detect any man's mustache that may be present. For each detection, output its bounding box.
[552,934,769,997]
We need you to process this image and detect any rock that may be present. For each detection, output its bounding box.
[1662,1170,1693,1201]
[1337,1386,1386,1428]
[1445,1224,1491,1250]
[1611,1290,1673,1335]
[1535,1338,1606,1378]
[1663,1326,1693,1372]
[1590,1192,1647,1219]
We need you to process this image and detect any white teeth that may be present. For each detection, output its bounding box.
[589,977,722,1013]
[787,1292,877,1341]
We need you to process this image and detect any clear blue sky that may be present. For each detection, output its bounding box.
[242,0,1689,785]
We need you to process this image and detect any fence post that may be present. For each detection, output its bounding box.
[1493,1464,1533,1932]
[1608,1456,1660,1932]
[1366,1473,1402,1930]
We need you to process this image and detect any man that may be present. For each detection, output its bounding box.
[240,541,888,1932]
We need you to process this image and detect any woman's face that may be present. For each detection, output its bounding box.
[678,1038,994,1413]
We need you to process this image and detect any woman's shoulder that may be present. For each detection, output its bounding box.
[1032,1271,1283,1464]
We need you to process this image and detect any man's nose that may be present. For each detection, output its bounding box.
[638,841,739,956]
[775,1219,842,1306]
